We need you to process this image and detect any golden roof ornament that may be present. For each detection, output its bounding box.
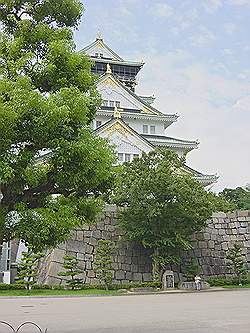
[96,31,103,41]
[114,106,121,119]
[106,63,112,74]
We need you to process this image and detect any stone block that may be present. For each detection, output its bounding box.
[212,212,227,218]
[131,264,138,273]
[208,240,215,248]
[115,270,125,280]
[203,233,211,240]
[133,272,143,281]
[70,230,77,240]
[199,241,208,249]
[66,240,85,253]
[76,253,85,261]
[121,264,131,271]
[84,231,92,237]
[97,222,105,230]
[86,244,94,254]
[194,249,202,257]
[92,230,101,239]
[218,229,226,235]
[211,234,217,241]
[76,230,84,241]
[143,273,152,282]
[112,263,119,270]
[239,228,247,234]
[105,225,116,232]
[202,249,211,256]
[47,261,63,278]
[49,248,65,264]
[88,238,98,246]
[125,272,133,280]
[86,261,92,270]
[85,254,94,261]
[87,270,96,278]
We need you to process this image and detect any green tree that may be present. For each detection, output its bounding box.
[0,0,115,253]
[226,243,247,285]
[94,239,115,290]
[113,149,231,281]
[16,249,44,291]
[219,187,250,210]
[58,255,83,290]
[182,258,202,281]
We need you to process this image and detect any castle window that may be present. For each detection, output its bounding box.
[125,154,131,162]
[133,154,139,159]
[115,101,120,107]
[96,120,102,128]
[150,125,156,134]
[118,153,123,162]
[109,100,115,107]
[143,125,148,134]
[102,100,108,106]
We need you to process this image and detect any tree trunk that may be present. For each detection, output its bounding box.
[152,248,160,282]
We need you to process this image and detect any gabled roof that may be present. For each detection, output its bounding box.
[80,36,124,61]
[98,73,167,116]
[95,117,154,150]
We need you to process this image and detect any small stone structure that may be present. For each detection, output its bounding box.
[178,281,210,290]
[37,206,250,285]
[162,270,174,289]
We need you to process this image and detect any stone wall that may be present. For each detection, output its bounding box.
[183,210,250,277]
[38,205,153,285]
[37,206,250,285]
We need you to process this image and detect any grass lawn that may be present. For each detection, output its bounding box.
[223,284,250,289]
[0,289,121,297]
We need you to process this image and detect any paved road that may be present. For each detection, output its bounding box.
[0,290,250,333]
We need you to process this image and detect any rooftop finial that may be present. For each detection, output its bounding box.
[96,31,103,41]
[114,106,121,119]
[106,63,112,74]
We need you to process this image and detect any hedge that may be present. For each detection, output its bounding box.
[0,281,162,291]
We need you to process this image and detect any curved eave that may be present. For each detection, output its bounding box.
[150,140,198,151]
[96,110,178,123]
[194,175,219,186]
[91,57,144,67]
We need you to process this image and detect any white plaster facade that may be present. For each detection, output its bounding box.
[81,36,218,185]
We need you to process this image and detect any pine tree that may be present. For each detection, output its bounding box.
[16,249,44,291]
[226,244,247,285]
[58,255,83,290]
[94,240,115,290]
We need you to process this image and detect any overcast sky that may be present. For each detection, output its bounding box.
[75,0,250,192]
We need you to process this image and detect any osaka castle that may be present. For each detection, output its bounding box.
[81,34,217,186]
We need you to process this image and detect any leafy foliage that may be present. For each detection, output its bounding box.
[182,258,202,281]
[58,255,83,290]
[113,149,231,279]
[219,187,250,210]
[94,239,115,290]
[226,244,248,285]
[16,249,44,291]
[0,0,115,251]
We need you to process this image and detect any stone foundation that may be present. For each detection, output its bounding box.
[183,211,250,277]
[38,205,152,285]
[37,206,250,285]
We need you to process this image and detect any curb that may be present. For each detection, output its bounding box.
[0,287,243,299]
